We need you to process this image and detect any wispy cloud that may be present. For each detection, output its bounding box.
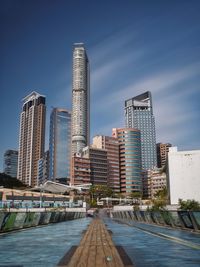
[91,117,124,137]
[50,26,200,150]
[91,49,144,93]
[91,58,200,148]
[93,61,200,110]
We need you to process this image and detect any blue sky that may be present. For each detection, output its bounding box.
[1,0,200,171]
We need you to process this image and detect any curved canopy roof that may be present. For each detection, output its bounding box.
[32,181,92,194]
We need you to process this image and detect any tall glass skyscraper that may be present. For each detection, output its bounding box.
[17,91,46,187]
[49,108,71,182]
[125,91,157,170]
[71,43,90,155]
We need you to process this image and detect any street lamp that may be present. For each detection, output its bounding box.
[40,184,43,208]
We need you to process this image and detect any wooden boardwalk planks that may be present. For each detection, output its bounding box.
[59,218,132,267]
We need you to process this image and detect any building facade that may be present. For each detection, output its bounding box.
[142,168,166,199]
[167,147,200,204]
[38,150,49,185]
[157,143,172,168]
[71,43,90,155]
[125,91,157,170]
[92,135,120,193]
[17,91,46,187]
[71,154,91,185]
[49,108,71,182]
[112,128,142,194]
[3,150,18,178]
[141,170,151,199]
[82,146,108,185]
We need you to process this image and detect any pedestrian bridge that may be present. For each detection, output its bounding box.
[0,209,199,267]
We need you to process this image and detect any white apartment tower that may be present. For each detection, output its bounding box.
[17,91,46,187]
[71,43,90,155]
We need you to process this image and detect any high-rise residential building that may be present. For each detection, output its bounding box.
[17,91,46,187]
[71,43,90,155]
[49,108,71,183]
[38,150,49,185]
[71,154,91,185]
[92,135,120,193]
[3,150,18,178]
[125,91,157,170]
[82,146,108,185]
[157,143,172,168]
[112,128,142,194]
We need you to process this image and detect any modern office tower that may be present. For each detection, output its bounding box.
[125,91,157,170]
[3,150,18,178]
[71,154,91,185]
[157,143,172,168]
[49,108,71,183]
[71,43,90,155]
[112,128,142,194]
[17,91,46,187]
[92,135,120,193]
[82,146,108,185]
[38,150,49,185]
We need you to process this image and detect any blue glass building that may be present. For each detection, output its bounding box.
[49,108,71,182]
[125,91,157,170]
[4,150,18,178]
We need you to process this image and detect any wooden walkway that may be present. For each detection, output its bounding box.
[58,218,133,267]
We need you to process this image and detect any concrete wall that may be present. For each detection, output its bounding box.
[168,147,200,204]
[0,210,86,233]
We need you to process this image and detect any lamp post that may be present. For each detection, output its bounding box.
[40,184,42,208]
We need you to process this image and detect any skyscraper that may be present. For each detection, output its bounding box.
[112,128,142,194]
[49,108,71,182]
[17,91,46,187]
[125,91,157,170]
[71,43,90,155]
[4,150,18,178]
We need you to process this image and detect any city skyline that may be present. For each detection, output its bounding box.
[1,0,200,171]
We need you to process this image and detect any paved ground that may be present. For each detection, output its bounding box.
[59,218,132,267]
[0,214,199,267]
[104,217,200,267]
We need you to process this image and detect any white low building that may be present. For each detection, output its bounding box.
[167,147,200,204]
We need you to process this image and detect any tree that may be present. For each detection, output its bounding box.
[178,199,200,211]
[150,186,168,211]
[129,191,142,199]
[154,186,168,199]
[0,173,28,189]
[89,185,113,200]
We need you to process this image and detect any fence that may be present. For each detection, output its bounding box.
[111,210,200,232]
[0,210,86,233]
